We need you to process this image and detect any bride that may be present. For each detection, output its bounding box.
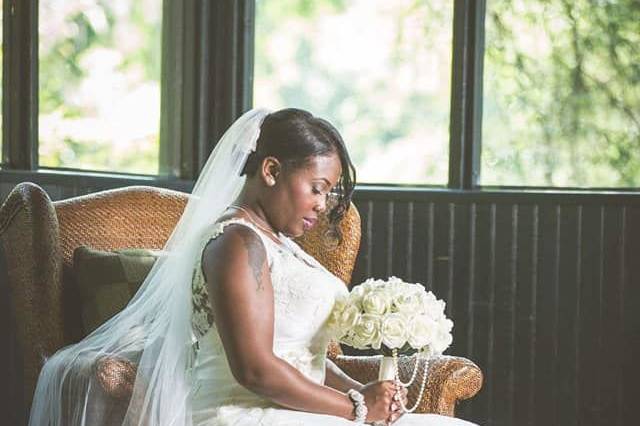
[29,108,478,425]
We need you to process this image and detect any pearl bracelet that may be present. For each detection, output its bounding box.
[347,389,367,423]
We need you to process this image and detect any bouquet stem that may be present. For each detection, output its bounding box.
[378,355,396,381]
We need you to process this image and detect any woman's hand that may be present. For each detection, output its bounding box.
[386,384,408,424]
[359,380,396,423]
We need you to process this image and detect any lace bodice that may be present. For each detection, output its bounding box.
[190,217,348,408]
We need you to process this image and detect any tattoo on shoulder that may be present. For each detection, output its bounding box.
[238,231,266,291]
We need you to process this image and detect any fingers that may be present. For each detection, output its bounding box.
[386,385,407,424]
[397,389,408,406]
[393,384,408,404]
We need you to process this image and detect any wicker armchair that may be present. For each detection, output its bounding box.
[0,182,482,424]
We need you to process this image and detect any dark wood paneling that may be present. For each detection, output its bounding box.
[513,204,537,426]
[622,207,640,425]
[599,206,624,426]
[350,190,640,426]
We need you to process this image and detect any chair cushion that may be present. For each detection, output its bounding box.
[73,246,159,335]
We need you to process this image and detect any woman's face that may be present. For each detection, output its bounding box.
[264,152,343,237]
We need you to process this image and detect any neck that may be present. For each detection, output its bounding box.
[231,188,277,234]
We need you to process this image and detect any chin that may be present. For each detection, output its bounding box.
[288,225,305,238]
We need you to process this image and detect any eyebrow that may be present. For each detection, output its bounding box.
[312,178,332,186]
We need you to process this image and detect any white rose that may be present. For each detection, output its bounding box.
[351,314,383,349]
[392,290,422,315]
[432,330,453,354]
[350,284,366,299]
[411,286,427,304]
[387,276,404,286]
[350,282,377,308]
[386,277,406,294]
[438,317,454,333]
[424,291,437,303]
[380,313,408,349]
[425,298,446,319]
[338,304,361,335]
[359,278,382,291]
[361,290,390,315]
[407,315,437,349]
[326,297,347,333]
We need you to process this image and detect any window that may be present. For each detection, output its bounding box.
[254,0,454,185]
[3,1,638,190]
[481,0,640,187]
[38,0,162,174]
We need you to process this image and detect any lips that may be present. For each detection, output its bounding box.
[302,217,317,231]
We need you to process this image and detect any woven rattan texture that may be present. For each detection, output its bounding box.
[55,186,189,268]
[0,183,65,412]
[294,204,361,285]
[95,357,138,399]
[332,355,482,416]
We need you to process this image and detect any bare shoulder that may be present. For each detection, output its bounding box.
[201,221,268,290]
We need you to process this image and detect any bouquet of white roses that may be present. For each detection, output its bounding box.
[328,276,453,356]
[327,277,454,413]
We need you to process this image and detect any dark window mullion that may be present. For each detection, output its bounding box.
[160,0,254,180]
[159,0,186,178]
[448,0,486,190]
[208,0,255,155]
[3,0,38,170]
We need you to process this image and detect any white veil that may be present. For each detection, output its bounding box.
[29,108,271,426]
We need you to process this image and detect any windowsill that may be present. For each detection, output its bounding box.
[2,169,639,202]
[0,168,195,192]
[353,184,640,204]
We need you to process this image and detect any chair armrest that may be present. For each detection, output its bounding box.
[95,356,138,399]
[332,354,482,416]
[0,182,65,422]
[95,352,483,416]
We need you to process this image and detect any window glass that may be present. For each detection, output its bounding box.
[482,0,640,187]
[38,0,162,174]
[254,0,453,185]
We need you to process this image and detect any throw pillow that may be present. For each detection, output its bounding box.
[73,246,159,335]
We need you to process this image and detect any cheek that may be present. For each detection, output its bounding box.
[270,183,303,216]
[288,184,314,211]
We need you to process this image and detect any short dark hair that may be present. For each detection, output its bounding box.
[241,108,356,240]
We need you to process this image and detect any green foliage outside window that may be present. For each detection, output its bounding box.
[38,0,162,175]
[257,0,640,188]
[29,0,640,186]
[255,0,454,185]
[482,0,640,187]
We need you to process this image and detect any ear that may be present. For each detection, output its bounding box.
[260,156,281,187]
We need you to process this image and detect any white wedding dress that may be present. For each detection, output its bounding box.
[189,218,478,426]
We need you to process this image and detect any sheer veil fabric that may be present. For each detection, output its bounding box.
[29,109,271,426]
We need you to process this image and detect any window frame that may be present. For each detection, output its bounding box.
[1,0,255,180]
[2,0,38,170]
[1,0,638,192]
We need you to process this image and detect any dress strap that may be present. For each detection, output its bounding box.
[210,217,280,256]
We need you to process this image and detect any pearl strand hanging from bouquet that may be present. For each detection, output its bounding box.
[391,348,431,414]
